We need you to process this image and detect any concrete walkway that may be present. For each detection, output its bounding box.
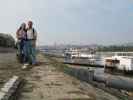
[19,54,119,100]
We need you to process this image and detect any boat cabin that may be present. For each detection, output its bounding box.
[104,56,133,71]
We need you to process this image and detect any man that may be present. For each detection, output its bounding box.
[26,21,37,65]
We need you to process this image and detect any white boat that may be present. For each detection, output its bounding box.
[64,48,80,58]
[64,48,95,59]
[104,55,133,71]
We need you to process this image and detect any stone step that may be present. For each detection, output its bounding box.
[0,76,21,100]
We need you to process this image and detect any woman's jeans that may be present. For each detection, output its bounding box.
[23,40,29,63]
[17,40,27,63]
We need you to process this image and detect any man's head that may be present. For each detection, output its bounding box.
[28,21,33,29]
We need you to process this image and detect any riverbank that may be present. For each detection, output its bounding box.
[0,47,15,53]
[46,54,133,99]
[0,52,128,100]
[0,52,29,89]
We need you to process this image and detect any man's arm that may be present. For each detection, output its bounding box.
[33,28,37,40]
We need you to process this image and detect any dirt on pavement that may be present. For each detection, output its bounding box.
[19,54,120,100]
[0,52,121,100]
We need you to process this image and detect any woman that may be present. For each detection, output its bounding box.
[16,23,27,63]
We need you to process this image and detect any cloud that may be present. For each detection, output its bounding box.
[26,0,133,44]
[0,0,33,38]
[0,0,133,45]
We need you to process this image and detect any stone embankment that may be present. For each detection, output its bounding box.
[0,52,126,100]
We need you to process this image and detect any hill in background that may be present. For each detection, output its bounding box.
[0,33,15,48]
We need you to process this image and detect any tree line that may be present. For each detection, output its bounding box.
[97,45,133,52]
[0,33,15,47]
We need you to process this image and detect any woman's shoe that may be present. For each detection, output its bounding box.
[22,63,29,69]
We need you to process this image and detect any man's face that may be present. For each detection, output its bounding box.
[28,21,33,28]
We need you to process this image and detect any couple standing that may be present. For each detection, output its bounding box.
[16,21,37,67]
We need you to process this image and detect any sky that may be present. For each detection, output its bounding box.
[0,0,133,45]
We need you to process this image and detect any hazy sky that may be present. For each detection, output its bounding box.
[0,0,133,45]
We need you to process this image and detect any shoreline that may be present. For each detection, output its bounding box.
[0,52,132,99]
[0,47,15,53]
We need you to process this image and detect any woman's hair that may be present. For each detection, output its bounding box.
[18,23,27,32]
[18,26,22,31]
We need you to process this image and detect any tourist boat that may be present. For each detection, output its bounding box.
[104,55,133,74]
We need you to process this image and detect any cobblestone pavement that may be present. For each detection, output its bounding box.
[0,53,120,100]
[19,54,120,100]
